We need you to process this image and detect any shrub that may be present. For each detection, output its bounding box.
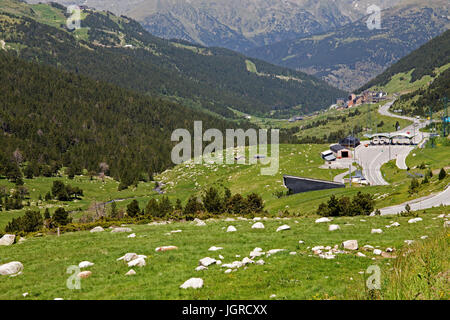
[52,207,72,226]
[5,210,43,233]
[202,187,223,214]
[183,196,205,215]
[438,168,447,180]
[126,200,140,217]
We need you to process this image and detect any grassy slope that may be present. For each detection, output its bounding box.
[234,102,413,138]
[0,212,448,300]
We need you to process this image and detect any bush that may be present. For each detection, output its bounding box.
[52,207,72,226]
[317,192,374,217]
[5,210,44,234]
[126,200,140,217]
[438,168,447,180]
[202,187,223,214]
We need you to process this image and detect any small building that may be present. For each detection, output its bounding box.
[321,150,336,162]
[339,136,361,148]
[330,144,352,159]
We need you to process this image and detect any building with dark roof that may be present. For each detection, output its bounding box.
[339,136,360,148]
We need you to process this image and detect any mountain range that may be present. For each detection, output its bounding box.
[26,0,403,51]
[1,0,345,118]
[248,0,450,91]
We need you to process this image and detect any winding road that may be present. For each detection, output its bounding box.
[355,100,429,186]
[378,185,450,215]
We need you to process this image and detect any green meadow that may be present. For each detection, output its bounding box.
[0,212,448,300]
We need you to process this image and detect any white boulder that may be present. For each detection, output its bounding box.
[328,225,340,231]
[373,249,382,255]
[0,234,15,246]
[226,226,237,232]
[180,278,203,289]
[315,217,332,223]
[199,257,217,267]
[276,225,290,232]
[0,261,23,276]
[128,257,146,267]
[208,246,223,251]
[78,261,94,268]
[125,269,136,276]
[111,227,132,233]
[117,253,138,262]
[251,222,265,229]
[90,226,104,233]
[408,218,423,224]
[371,229,383,234]
[342,240,358,251]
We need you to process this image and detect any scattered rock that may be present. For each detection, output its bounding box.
[328,224,340,231]
[356,252,366,257]
[420,235,428,240]
[180,278,203,289]
[226,226,237,232]
[371,229,383,234]
[90,226,104,233]
[289,252,297,255]
[408,218,423,224]
[256,259,265,265]
[276,225,290,232]
[315,217,332,223]
[267,249,286,255]
[252,222,265,229]
[241,257,254,265]
[270,294,276,298]
[208,246,223,251]
[127,233,136,238]
[404,240,414,245]
[219,255,224,260]
[125,269,136,276]
[224,269,232,274]
[373,249,382,255]
[171,230,182,234]
[155,246,178,252]
[77,271,92,279]
[342,240,358,250]
[0,234,15,246]
[117,253,138,262]
[444,221,450,228]
[199,257,217,267]
[111,227,132,233]
[78,261,94,268]
[128,258,146,267]
[0,261,23,276]
[386,248,394,252]
[195,266,208,271]
[194,218,206,226]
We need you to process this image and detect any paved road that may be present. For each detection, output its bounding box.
[354,100,431,185]
[333,165,356,183]
[378,185,450,215]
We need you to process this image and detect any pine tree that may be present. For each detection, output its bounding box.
[126,200,140,217]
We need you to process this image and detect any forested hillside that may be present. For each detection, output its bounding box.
[359,29,450,91]
[0,51,251,188]
[359,30,450,116]
[0,0,345,117]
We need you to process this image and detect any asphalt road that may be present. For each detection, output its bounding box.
[355,100,430,186]
[378,184,450,215]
